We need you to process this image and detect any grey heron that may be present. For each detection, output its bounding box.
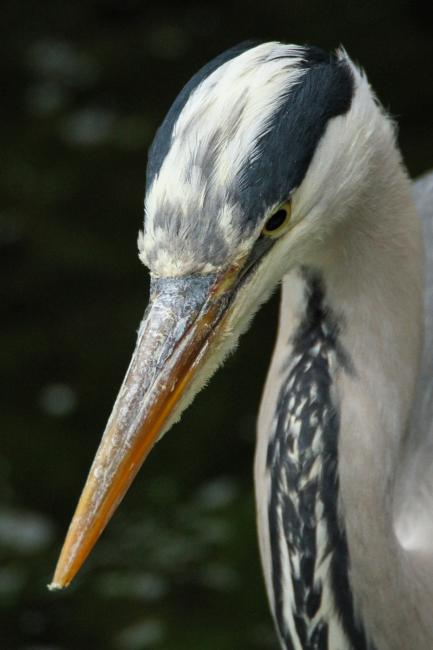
[50,42,433,649]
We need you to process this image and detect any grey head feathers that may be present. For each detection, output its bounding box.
[145,40,261,192]
[139,42,354,277]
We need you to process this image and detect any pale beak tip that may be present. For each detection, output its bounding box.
[48,561,74,591]
[47,581,67,591]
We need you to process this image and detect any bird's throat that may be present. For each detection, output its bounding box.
[264,271,370,650]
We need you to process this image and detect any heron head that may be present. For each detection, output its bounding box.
[51,41,385,588]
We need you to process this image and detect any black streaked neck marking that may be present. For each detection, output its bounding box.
[266,272,371,650]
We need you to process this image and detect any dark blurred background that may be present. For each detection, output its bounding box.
[1,1,432,648]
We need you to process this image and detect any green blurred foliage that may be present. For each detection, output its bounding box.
[1,1,432,648]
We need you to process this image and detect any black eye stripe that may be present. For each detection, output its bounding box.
[264,209,288,232]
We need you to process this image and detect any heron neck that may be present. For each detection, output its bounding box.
[313,166,426,648]
[256,160,426,649]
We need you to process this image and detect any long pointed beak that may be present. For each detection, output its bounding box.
[49,265,242,590]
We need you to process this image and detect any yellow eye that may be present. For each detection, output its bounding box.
[261,201,292,238]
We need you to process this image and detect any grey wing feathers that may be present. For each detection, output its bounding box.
[414,171,433,358]
[413,170,433,222]
[394,170,433,551]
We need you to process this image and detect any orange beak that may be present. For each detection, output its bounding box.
[49,265,243,590]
